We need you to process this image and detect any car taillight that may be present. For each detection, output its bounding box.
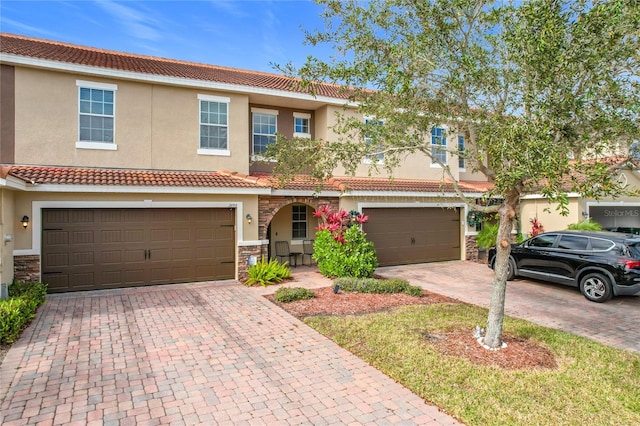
[619,259,640,270]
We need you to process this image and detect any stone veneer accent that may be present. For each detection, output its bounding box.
[237,244,268,282]
[465,235,486,263]
[14,255,40,283]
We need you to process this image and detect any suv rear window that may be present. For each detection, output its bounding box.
[590,237,615,251]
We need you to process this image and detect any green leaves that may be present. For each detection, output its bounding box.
[244,257,292,287]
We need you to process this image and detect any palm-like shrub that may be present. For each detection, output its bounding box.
[244,257,291,287]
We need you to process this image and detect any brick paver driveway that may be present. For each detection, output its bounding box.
[0,281,459,426]
[378,261,640,353]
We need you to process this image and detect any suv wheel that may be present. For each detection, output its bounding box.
[579,273,613,303]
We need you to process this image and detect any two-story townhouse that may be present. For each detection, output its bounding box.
[0,33,491,293]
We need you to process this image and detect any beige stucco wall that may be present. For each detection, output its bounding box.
[0,189,15,284]
[520,197,582,235]
[14,68,250,173]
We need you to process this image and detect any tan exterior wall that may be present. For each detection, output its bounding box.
[0,189,15,284]
[14,68,250,173]
[520,197,581,235]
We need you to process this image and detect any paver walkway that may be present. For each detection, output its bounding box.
[0,279,460,425]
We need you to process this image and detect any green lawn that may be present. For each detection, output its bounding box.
[304,304,640,426]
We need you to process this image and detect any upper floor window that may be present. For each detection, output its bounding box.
[77,80,117,150]
[364,117,384,163]
[198,94,230,156]
[292,205,308,239]
[294,112,311,138]
[252,108,278,155]
[431,127,446,165]
[458,135,465,170]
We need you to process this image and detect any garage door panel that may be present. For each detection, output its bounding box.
[42,208,236,292]
[71,251,94,266]
[363,207,460,267]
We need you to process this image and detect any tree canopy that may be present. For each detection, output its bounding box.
[267,0,640,348]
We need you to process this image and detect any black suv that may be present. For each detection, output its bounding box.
[488,230,640,302]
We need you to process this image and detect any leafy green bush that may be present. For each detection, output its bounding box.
[1,281,47,344]
[567,219,602,231]
[334,277,422,296]
[476,221,499,249]
[313,226,379,278]
[244,257,291,287]
[273,287,315,303]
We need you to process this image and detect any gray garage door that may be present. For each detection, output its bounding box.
[42,208,235,292]
[363,207,460,266]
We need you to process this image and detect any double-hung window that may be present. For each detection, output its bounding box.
[198,94,230,156]
[364,117,384,163]
[458,135,465,170]
[293,112,311,138]
[252,108,278,155]
[431,127,447,165]
[77,80,117,150]
[292,205,308,239]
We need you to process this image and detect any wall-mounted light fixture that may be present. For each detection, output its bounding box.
[21,215,30,229]
[581,211,589,219]
[245,213,253,224]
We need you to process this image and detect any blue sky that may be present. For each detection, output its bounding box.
[0,0,331,73]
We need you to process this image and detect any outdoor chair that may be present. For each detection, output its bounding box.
[302,239,315,265]
[275,241,302,267]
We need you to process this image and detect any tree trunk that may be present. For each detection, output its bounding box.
[483,195,518,349]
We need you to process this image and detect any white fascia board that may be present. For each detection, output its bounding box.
[1,54,355,107]
[340,191,474,198]
[520,193,581,200]
[19,183,271,195]
[358,201,467,209]
[270,189,341,197]
[0,176,29,190]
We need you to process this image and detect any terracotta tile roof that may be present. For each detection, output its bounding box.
[6,166,264,188]
[0,33,349,99]
[3,166,493,194]
[329,176,491,193]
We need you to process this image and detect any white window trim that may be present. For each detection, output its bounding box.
[293,112,311,138]
[198,94,230,153]
[251,107,279,116]
[76,80,118,91]
[76,141,118,151]
[251,108,279,157]
[76,80,118,150]
[363,116,385,164]
[431,127,447,168]
[458,135,466,172]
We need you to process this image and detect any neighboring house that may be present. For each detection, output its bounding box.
[0,33,491,293]
[520,156,640,235]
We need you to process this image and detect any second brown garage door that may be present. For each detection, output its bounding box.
[363,207,460,266]
[42,208,235,292]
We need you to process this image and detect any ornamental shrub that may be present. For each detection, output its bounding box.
[273,287,314,303]
[567,219,602,231]
[1,281,47,344]
[312,206,378,278]
[334,277,422,296]
[244,257,291,287]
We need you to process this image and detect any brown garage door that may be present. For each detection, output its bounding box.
[42,208,235,292]
[363,207,460,266]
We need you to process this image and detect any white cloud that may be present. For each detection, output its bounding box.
[94,0,163,41]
